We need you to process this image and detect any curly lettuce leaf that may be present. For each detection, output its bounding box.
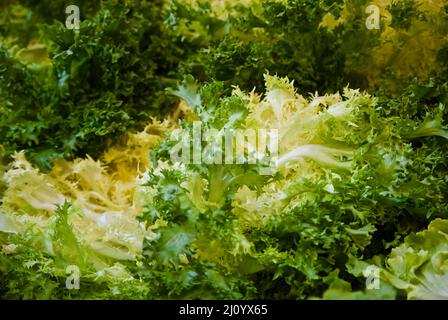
[384,219,448,300]
[144,74,448,299]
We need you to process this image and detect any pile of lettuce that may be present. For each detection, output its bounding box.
[1,0,448,300]
[2,0,447,169]
[0,0,190,170]
[1,74,447,299]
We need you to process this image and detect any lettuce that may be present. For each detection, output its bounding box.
[0,203,151,299]
[172,0,448,93]
[2,0,447,170]
[0,120,172,298]
[0,0,190,170]
[1,0,448,300]
[384,219,448,300]
[139,75,448,298]
[1,73,447,299]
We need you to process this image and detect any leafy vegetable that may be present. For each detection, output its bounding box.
[139,75,448,298]
[383,219,448,300]
[0,0,191,170]
[1,0,448,301]
[0,119,172,298]
[2,0,447,169]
